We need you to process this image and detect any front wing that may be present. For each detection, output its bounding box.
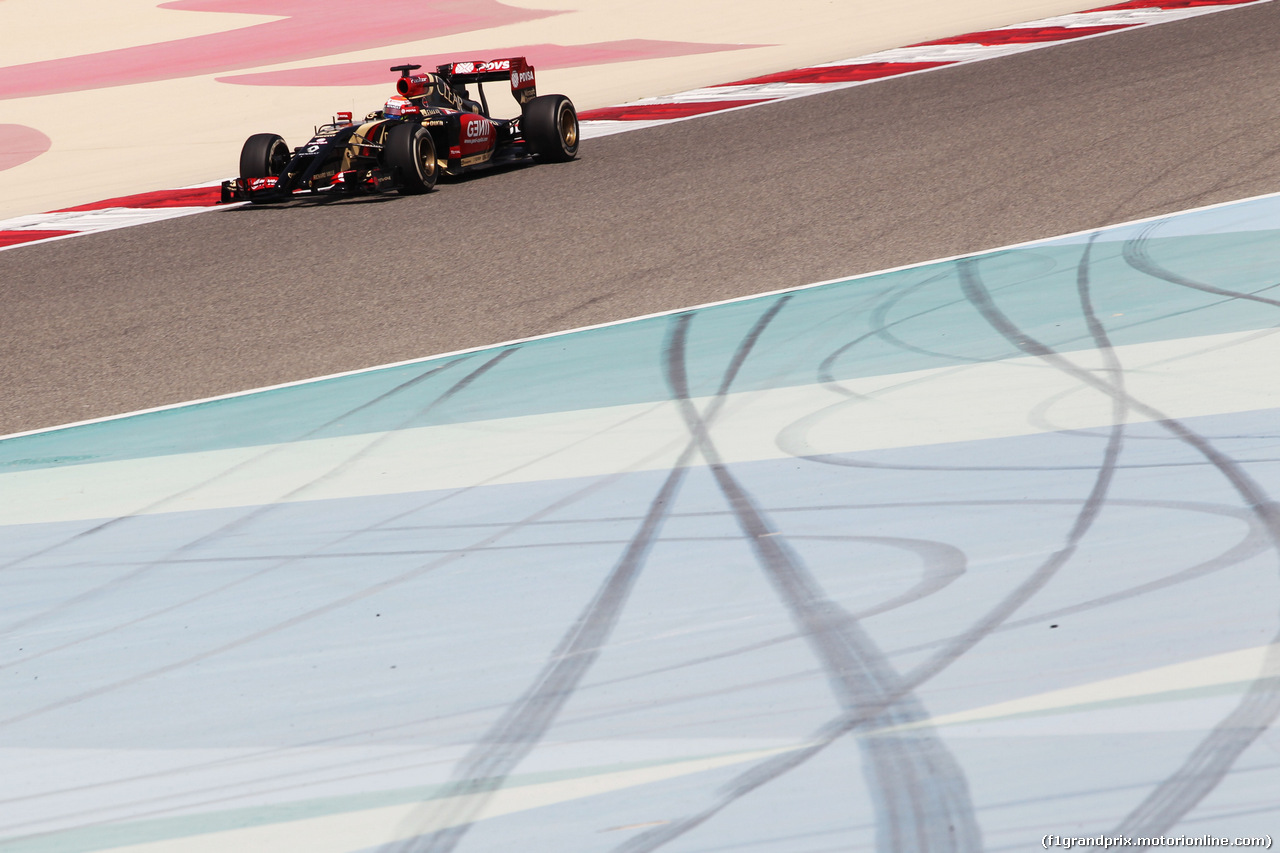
[220,168,399,203]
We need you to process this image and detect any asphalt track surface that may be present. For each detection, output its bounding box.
[4,2,1280,436]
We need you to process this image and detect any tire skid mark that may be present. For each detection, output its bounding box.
[7,668,838,840]
[890,499,1268,656]
[959,243,1280,842]
[841,537,967,620]
[383,496,1262,660]
[621,312,983,853]
[0,353,488,649]
[5,365,683,677]
[816,270,977,397]
[13,214,1280,844]
[0,356,471,580]
[692,487,981,852]
[0,351,710,731]
[801,262,1087,471]
[0,507,1048,818]
[2,745,468,842]
[383,497,1261,530]
[0,631,810,828]
[864,262,1049,368]
[0,451,643,731]
[388,463,691,853]
[1124,221,1280,309]
[544,668,826,734]
[10,426,1257,835]
[0,352,509,666]
[620,238,1128,853]
[46,532,962,568]
[836,251,1060,375]
[39,484,1252,832]
[819,236,1280,413]
[2,405,705,821]
[301,491,1266,650]
[968,757,1280,836]
[809,237,1132,486]
[1024,324,1280,438]
[384,300,793,853]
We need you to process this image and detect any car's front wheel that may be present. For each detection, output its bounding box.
[522,95,579,162]
[384,124,437,195]
[239,133,289,178]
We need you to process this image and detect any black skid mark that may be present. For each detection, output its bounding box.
[816,270,956,396]
[895,499,1269,654]
[622,238,1130,853]
[626,311,982,853]
[561,496,1261,660]
[0,432,647,731]
[1122,222,1280,309]
[0,452,696,826]
[387,299,793,853]
[0,350,688,732]
[0,351,509,665]
[842,537,967,620]
[959,246,1280,842]
[962,246,1280,531]
[818,251,1064,396]
[0,354,474,616]
[394,464,691,853]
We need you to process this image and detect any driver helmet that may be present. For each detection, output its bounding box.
[384,95,411,117]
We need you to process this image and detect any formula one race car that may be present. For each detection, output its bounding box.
[220,57,578,203]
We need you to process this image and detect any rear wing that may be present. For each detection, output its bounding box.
[437,57,537,104]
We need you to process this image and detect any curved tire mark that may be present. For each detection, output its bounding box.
[960,243,1280,843]
[387,299,793,852]
[621,237,1128,853]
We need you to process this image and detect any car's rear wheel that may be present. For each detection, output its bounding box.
[522,95,578,162]
[384,124,437,194]
[239,133,289,178]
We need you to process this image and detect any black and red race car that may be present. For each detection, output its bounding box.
[220,57,578,203]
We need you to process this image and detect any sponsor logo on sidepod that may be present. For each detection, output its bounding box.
[465,119,491,140]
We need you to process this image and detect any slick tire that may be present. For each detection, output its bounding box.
[385,124,438,195]
[522,95,579,162]
[239,133,289,179]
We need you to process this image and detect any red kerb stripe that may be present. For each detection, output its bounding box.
[57,186,222,212]
[1089,0,1255,9]
[721,61,951,87]
[0,230,79,248]
[915,24,1137,46]
[579,100,769,122]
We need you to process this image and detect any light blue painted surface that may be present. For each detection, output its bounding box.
[4,196,1280,851]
